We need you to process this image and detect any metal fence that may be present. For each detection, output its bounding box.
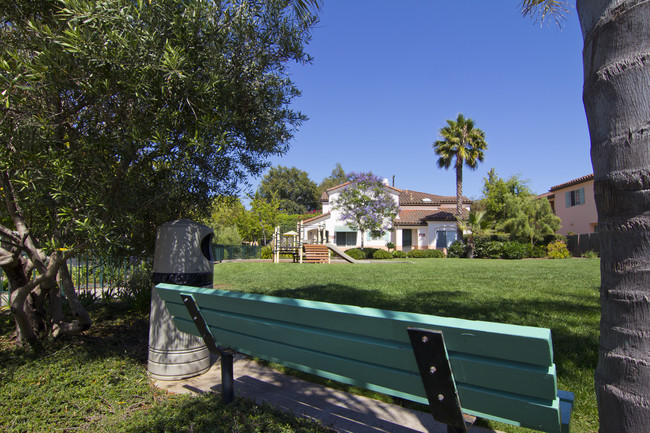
[0,255,144,307]
[213,244,262,261]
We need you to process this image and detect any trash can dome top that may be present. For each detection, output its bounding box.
[153,220,213,275]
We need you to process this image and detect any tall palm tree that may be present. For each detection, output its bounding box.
[433,113,488,225]
[523,1,650,431]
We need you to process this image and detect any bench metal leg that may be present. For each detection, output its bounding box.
[181,294,236,403]
[221,351,234,404]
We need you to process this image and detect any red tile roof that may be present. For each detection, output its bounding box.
[549,174,594,192]
[320,183,471,206]
[394,208,468,225]
[398,189,471,206]
[302,212,330,224]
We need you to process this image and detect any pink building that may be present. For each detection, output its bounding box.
[546,174,597,236]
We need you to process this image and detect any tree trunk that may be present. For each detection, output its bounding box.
[577,1,650,431]
[53,263,92,337]
[456,162,464,240]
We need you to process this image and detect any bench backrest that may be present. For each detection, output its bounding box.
[156,283,567,432]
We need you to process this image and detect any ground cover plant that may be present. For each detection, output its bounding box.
[0,302,329,433]
[212,259,600,433]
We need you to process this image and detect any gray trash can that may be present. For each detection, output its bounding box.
[148,219,213,380]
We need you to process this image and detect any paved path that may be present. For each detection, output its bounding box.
[153,354,501,433]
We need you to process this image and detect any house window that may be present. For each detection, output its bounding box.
[336,231,357,247]
[565,188,585,207]
[366,231,390,242]
[436,230,457,249]
[402,229,412,247]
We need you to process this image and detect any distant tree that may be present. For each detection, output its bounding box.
[239,193,283,246]
[433,114,488,230]
[202,197,246,245]
[258,166,320,214]
[332,173,399,249]
[457,210,489,259]
[503,196,560,245]
[480,169,532,224]
[318,163,349,194]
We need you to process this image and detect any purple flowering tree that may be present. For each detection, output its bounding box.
[333,173,399,249]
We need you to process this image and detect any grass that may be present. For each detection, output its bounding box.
[0,302,330,433]
[0,258,599,433]
[212,258,601,433]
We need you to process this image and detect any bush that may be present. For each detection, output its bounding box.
[386,242,395,251]
[547,240,571,259]
[406,249,425,258]
[392,250,407,258]
[118,263,152,313]
[502,241,527,259]
[583,250,599,259]
[526,244,547,258]
[261,245,273,259]
[372,250,392,260]
[345,248,367,260]
[473,239,504,259]
[447,241,467,258]
[424,249,444,258]
[362,248,379,259]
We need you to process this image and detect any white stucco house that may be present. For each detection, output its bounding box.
[301,182,471,251]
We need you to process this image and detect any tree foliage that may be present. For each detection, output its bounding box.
[258,165,319,214]
[332,172,398,248]
[0,0,314,344]
[318,162,348,194]
[478,169,559,244]
[480,168,533,223]
[433,113,488,221]
[503,195,560,245]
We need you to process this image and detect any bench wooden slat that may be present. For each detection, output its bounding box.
[156,284,569,433]
[164,301,558,401]
[157,284,553,367]
[172,314,564,432]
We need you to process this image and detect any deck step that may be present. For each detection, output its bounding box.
[303,245,329,263]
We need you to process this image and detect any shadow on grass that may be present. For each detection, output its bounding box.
[119,394,330,433]
[269,284,600,372]
[0,301,149,373]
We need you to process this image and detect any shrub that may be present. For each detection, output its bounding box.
[474,239,503,259]
[424,249,444,258]
[547,240,571,259]
[526,244,547,258]
[118,263,152,313]
[406,249,428,258]
[386,242,395,251]
[583,250,599,259]
[261,245,273,259]
[447,241,467,258]
[345,248,367,260]
[372,250,392,260]
[502,241,527,259]
[362,248,379,259]
[392,250,407,258]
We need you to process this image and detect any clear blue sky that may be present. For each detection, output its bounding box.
[253,1,592,200]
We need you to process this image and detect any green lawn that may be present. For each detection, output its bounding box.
[0,303,329,433]
[213,258,601,433]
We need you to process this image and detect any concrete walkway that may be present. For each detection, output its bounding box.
[153,354,501,433]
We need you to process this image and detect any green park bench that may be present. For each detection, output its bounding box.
[155,283,574,433]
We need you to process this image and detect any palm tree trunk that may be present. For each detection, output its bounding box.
[456,162,464,239]
[577,1,650,431]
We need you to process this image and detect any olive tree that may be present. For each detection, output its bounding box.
[0,0,314,344]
